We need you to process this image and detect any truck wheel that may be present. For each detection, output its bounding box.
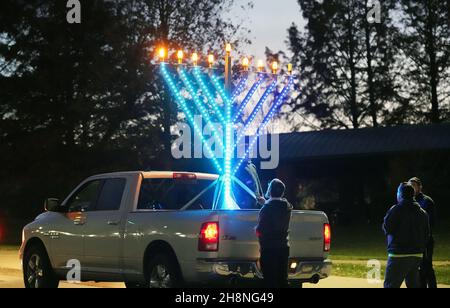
[146,254,181,288]
[23,244,59,289]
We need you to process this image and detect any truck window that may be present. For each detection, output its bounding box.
[65,180,102,212]
[94,178,126,211]
[137,178,216,211]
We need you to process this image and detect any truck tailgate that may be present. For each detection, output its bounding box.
[217,210,328,260]
[217,210,260,260]
[289,211,328,259]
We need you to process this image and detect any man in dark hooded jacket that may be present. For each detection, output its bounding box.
[383,182,430,288]
[256,179,293,288]
[409,177,437,288]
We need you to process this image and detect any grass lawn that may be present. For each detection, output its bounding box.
[330,222,450,286]
[330,223,450,262]
[332,262,450,286]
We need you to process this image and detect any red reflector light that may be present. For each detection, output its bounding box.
[173,173,197,180]
[324,223,331,252]
[198,222,219,252]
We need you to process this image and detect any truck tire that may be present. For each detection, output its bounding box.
[145,254,181,288]
[23,244,59,289]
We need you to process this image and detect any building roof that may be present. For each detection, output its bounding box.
[276,123,450,160]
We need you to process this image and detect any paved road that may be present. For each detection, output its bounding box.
[1,249,448,288]
[0,250,123,288]
[0,269,386,288]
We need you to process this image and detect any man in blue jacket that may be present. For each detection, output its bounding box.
[383,182,430,288]
[256,179,293,288]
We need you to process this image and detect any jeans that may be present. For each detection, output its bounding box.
[384,257,422,288]
[420,238,437,288]
[260,247,290,288]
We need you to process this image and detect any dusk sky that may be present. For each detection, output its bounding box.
[228,0,306,61]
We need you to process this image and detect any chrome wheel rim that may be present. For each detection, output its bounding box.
[149,264,172,288]
[27,254,44,288]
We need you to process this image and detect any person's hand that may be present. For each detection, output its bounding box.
[257,196,266,205]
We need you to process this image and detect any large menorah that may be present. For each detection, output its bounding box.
[157,45,294,210]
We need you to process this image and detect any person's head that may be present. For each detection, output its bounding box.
[266,179,286,199]
[397,182,415,203]
[408,177,423,196]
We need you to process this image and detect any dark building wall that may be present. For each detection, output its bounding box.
[173,148,449,227]
[259,150,450,226]
[153,143,450,231]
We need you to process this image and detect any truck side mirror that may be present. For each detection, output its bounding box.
[44,198,61,212]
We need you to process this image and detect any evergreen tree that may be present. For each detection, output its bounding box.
[0,0,250,218]
[396,0,450,123]
[287,0,399,129]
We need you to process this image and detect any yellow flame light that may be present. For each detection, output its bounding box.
[158,47,166,62]
[226,43,232,53]
[192,53,199,66]
[257,60,264,72]
[272,61,279,74]
[242,57,249,71]
[177,50,184,64]
[208,54,215,68]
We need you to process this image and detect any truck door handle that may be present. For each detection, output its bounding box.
[108,221,119,226]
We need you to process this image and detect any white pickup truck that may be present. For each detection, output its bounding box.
[20,171,332,288]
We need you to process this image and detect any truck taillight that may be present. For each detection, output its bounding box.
[324,223,331,252]
[198,222,219,252]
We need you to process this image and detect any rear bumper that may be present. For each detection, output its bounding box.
[289,259,332,281]
[194,259,332,284]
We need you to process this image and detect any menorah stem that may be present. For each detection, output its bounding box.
[225,50,232,94]
[223,48,234,209]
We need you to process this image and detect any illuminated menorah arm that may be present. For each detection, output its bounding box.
[193,69,248,125]
[232,74,266,124]
[192,67,226,125]
[231,76,249,103]
[232,76,295,176]
[233,78,278,151]
[178,68,225,152]
[160,63,223,173]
